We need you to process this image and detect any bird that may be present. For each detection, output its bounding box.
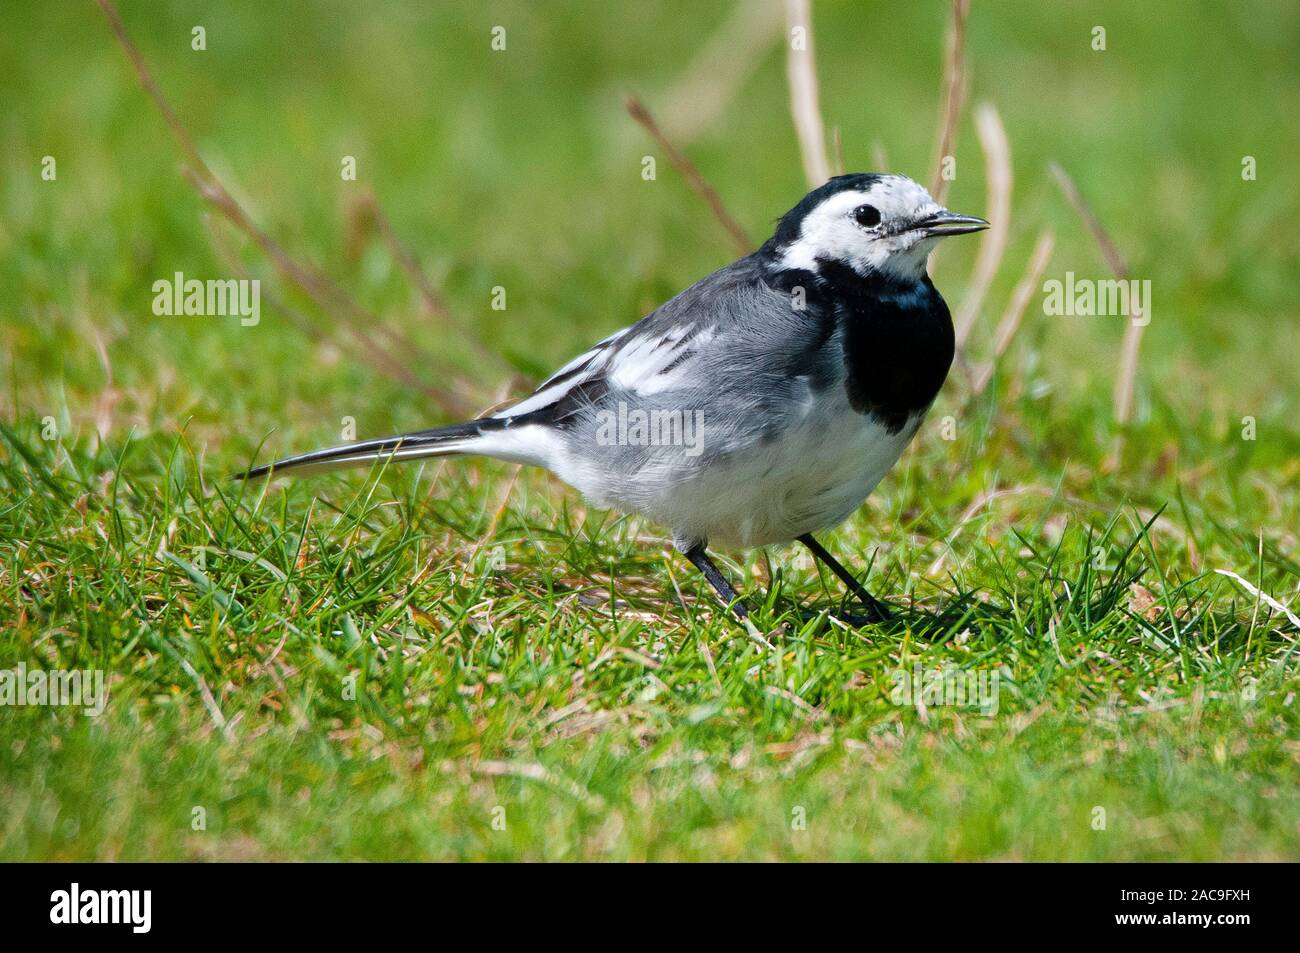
[239,173,987,623]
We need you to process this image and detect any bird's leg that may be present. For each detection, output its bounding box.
[682,543,750,621]
[798,533,892,623]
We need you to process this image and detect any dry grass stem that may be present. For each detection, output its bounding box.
[201,214,326,344]
[1215,570,1300,634]
[1049,162,1130,277]
[1049,162,1147,431]
[625,96,752,253]
[871,141,891,172]
[784,0,832,187]
[929,0,970,203]
[953,103,1012,349]
[970,229,1055,396]
[361,191,509,373]
[1113,310,1145,428]
[658,0,784,143]
[96,0,478,417]
[183,169,476,417]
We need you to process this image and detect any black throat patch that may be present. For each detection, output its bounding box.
[768,259,955,434]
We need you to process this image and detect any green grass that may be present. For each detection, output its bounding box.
[1,0,1297,860]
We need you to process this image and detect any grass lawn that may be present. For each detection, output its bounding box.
[0,0,1297,860]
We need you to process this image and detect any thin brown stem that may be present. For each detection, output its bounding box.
[202,213,325,344]
[626,96,752,254]
[362,191,510,372]
[784,0,832,187]
[1049,163,1130,279]
[1050,162,1146,433]
[95,0,479,417]
[183,168,476,416]
[929,0,970,204]
[953,103,1012,349]
[970,229,1055,397]
[656,0,784,145]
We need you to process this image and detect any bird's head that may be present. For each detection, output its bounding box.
[763,173,987,284]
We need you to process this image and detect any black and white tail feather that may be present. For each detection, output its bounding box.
[237,325,631,480]
[238,419,503,480]
[237,173,988,623]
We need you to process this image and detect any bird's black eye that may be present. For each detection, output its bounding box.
[854,204,882,228]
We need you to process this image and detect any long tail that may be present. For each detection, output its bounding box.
[236,418,521,480]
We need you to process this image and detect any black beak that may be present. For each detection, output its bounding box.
[912,209,990,238]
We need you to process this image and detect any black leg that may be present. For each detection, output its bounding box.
[799,533,892,623]
[683,544,749,620]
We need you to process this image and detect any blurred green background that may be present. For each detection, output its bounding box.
[2,0,1296,443]
[0,1,1297,861]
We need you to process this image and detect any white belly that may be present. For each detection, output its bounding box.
[565,399,926,550]
[688,410,921,547]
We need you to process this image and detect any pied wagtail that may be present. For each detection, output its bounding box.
[241,173,988,622]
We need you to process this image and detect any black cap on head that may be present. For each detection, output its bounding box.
[764,173,884,250]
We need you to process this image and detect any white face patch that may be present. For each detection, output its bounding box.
[777,175,946,281]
